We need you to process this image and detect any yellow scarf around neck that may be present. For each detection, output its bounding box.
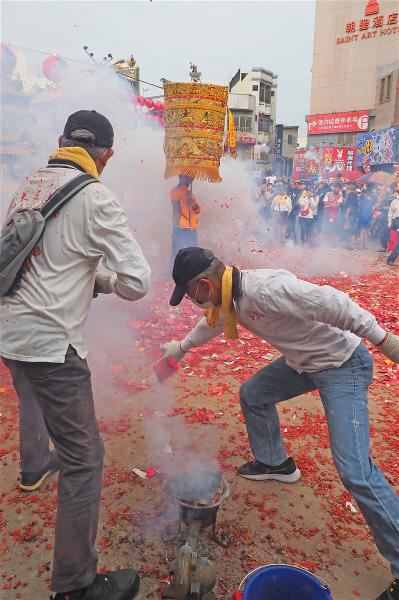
[205,266,239,340]
[49,147,99,179]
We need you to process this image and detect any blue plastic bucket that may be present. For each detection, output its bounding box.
[242,564,334,600]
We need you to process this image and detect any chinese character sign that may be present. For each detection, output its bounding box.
[321,147,357,171]
[275,124,284,157]
[308,111,369,135]
[356,127,399,169]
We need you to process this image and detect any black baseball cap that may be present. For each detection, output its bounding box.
[170,247,214,306]
[63,110,114,147]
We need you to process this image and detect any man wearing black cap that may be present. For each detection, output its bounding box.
[0,110,151,599]
[163,247,399,600]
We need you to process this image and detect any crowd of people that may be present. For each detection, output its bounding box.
[254,174,399,264]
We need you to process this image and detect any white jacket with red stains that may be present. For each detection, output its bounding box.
[180,269,386,373]
[0,163,151,362]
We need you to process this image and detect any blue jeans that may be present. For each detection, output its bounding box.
[240,343,399,577]
[171,227,198,262]
[388,240,399,264]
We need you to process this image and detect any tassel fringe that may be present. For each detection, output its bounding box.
[164,165,222,183]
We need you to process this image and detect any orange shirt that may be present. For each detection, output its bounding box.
[170,186,201,230]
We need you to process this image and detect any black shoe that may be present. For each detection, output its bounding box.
[20,449,60,491]
[376,579,399,600]
[238,456,301,482]
[51,569,140,600]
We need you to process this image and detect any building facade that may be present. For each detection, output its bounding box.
[308,0,399,146]
[228,92,257,160]
[228,67,278,168]
[281,125,299,176]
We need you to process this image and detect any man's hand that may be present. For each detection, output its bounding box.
[377,333,399,364]
[93,271,113,297]
[161,340,186,363]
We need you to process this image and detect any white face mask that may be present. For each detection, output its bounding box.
[191,280,214,309]
[192,299,214,309]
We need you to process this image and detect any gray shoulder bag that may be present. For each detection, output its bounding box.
[0,173,96,297]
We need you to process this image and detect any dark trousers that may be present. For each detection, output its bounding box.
[4,347,104,593]
[171,227,198,262]
[388,241,399,264]
[287,213,297,241]
[299,217,313,243]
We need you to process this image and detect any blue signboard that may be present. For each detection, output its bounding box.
[356,127,399,169]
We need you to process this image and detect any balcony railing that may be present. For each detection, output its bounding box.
[235,125,253,132]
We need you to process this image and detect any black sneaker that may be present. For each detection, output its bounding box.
[51,569,140,600]
[238,457,301,482]
[20,449,61,491]
[376,579,399,600]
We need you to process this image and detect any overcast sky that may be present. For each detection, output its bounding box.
[2,0,315,130]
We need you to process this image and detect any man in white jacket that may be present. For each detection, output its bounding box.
[271,187,292,243]
[0,110,151,600]
[163,247,399,600]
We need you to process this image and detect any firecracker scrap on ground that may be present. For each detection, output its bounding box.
[0,257,398,600]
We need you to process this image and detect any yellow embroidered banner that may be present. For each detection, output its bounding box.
[163,82,228,183]
[224,109,237,159]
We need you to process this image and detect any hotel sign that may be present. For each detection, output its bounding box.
[336,0,399,44]
[307,110,369,135]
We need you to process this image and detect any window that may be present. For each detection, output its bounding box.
[240,72,247,81]
[258,114,271,133]
[287,134,294,145]
[386,74,392,100]
[259,82,271,104]
[380,74,393,102]
[380,78,385,103]
[252,85,258,91]
[234,114,252,132]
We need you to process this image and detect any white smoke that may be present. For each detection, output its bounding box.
[1,58,373,500]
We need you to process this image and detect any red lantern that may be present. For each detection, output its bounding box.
[42,55,66,82]
[137,96,146,105]
[145,98,154,109]
[0,43,16,75]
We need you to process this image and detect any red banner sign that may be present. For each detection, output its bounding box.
[235,131,256,144]
[321,146,357,171]
[307,111,369,135]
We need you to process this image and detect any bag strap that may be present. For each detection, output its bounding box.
[40,173,97,219]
